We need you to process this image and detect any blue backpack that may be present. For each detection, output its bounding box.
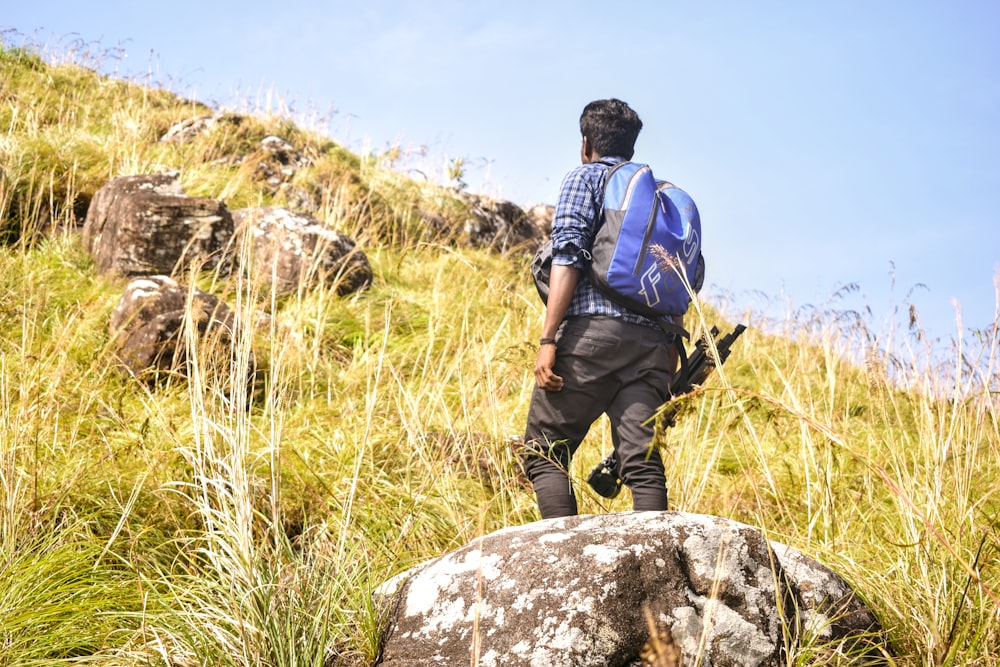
[532,161,703,317]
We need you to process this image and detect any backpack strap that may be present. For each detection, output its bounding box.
[671,337,690,399]
[654,318,689,341]
[653,317,690,398]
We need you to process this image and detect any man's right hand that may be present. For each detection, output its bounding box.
[533,344,563,391]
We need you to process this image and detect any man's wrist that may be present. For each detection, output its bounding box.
[539,337,557,346]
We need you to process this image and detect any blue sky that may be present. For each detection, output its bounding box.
[6,2,999,356]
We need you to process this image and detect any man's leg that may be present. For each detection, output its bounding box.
[607,324,674,512]
[609,396,669,511]
[521,398,580,519]
[521,318,618,519]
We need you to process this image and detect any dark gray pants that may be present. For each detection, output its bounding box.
[522,316,673,518]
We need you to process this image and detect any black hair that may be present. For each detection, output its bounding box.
[579,98,643,159]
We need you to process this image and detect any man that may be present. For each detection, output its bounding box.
[521,98,682,519]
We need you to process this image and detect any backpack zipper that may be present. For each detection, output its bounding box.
[633,198,659,275]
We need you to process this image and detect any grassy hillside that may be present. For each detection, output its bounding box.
[1,40,998,665]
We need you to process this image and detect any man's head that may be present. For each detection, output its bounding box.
[579,98,642,161]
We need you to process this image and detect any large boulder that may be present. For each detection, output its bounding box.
[110,275,250,385]
[525,203,555,245]
[232,206,372,296]
[82,173,234,277]
[459,193,540,252]
[82,173,183,253]
[376,512,888,667]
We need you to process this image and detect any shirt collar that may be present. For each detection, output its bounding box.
[596,155,629,167]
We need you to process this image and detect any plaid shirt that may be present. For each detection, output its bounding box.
[551,156,658,327]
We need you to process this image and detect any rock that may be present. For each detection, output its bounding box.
[159,112,245,144]
[275,182,321,215]
[110,275,250,385]
[525,203,555,243]
[250,136,314,194]
[414,208,451,244]
[82,173,184,254]
[376,512,888,667]
[159,114,217,143]
[769,543,886,657]
[459,193,539,252]
[232,206,372,296]
[82,174,234,278]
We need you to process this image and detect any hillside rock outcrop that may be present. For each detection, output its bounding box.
[376,512,888,667]
[525,203,555,242]
[159,113,222,143]
[82,173,234,277]
[232,206,372,296]
[459,192,539,252]
[110,275,250,384]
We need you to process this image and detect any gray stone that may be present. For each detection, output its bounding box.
[82,173,183,254]
[459,193,538,252]
[251,136,314,193]
[232,206,372,296]
[110,275,247,384]
[525,203,555,243]
[375,512,888,667]
[83,174,234,277]
[159,114,217,143]
[159,112,246,144]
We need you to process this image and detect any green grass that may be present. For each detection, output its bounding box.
[1,37,998,665]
